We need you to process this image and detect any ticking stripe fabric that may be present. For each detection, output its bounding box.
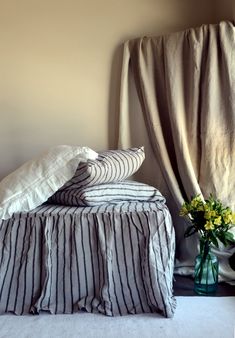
[0,202,176,318]
[49,180,166,206]
[59,147,145,190]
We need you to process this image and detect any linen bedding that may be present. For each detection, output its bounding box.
[0,145,176,318]
[0,200,176,318]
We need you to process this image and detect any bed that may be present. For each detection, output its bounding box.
[0,145,176,318]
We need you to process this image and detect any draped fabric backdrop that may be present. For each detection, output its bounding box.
[118,21,235,282]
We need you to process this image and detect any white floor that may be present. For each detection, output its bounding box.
[0,297,234,338]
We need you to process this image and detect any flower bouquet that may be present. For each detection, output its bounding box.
[180,194,235,294]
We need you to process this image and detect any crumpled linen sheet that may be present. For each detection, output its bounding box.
[118,20,235,282]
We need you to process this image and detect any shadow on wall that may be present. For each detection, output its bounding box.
[107,44,123,150]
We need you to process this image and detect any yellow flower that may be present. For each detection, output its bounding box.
[204,211,212,220]
[211,210,217,217]
[197,205,204,211]
[205,220,214,230]
[180,194,235,245]
[179,204,189,216]
[191,199,198,208]
[223,212,232,224]
[214,216,222,226]
[191,196,202,208]
[232,213,235,224]
[204,209,217,220]
[204,204,210,212]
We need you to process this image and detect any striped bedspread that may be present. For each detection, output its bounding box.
[0,201,176,318]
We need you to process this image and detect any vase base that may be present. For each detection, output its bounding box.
[194,283,218,295]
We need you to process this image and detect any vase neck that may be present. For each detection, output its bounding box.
[199,239,210,256]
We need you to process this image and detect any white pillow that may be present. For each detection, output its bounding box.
[49,180,165,206]
[0,145,98,220]
[61,146,145,190]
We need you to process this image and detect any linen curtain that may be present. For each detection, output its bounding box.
[118,21,235,282]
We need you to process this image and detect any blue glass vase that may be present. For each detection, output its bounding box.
[194,239,218,295]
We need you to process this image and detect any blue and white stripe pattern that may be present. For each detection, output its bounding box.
[49,180,166,206]
[59,147,145,190]
[0,201,176,318]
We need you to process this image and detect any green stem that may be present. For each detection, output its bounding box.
[197,240,209,283]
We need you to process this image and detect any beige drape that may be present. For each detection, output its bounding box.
[118,21,235,282]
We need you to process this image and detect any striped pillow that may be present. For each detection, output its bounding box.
[49,181,165,206]
[61,146,145,190]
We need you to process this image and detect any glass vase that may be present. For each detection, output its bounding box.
[194,239,218,295]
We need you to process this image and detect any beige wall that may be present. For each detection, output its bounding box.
[214,0,234,21]
[0,0,232,179]
[232,0,235,18]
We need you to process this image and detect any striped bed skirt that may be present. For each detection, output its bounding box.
[0,201,176,318]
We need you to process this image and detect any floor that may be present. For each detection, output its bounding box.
[173,274,235,296]
[1,297,234,338]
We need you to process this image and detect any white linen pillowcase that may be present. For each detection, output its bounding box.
[0,145,98,220]
[60,146,145,190]
[49,180,165,206]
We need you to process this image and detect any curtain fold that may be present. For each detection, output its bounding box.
[118,21,235,282]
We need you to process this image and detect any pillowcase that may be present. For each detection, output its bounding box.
[61,146,145,190]
[0,145,98,220]
[49,180,165,206]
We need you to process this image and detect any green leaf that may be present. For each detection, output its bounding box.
[216,231,235,246]
[224,231,235,243]
[216,232,227,246]
[210,231,219,247]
